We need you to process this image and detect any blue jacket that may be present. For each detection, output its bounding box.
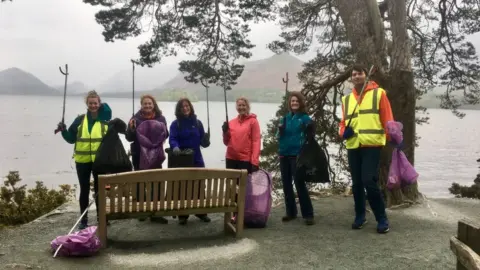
[277,112,312,156]
[169,115,208,167]
[61,103,112,144]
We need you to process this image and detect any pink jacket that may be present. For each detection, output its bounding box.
[223,113,261,166]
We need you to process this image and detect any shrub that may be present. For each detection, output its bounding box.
[0,171,75,226]
[449,159,480,199]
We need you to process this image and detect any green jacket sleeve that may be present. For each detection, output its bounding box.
[61,116,82,144]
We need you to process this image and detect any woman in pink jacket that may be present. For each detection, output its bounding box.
[222,97,261,174]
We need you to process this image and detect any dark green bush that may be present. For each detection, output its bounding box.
[0,171,75,227]
[449,159,480,199]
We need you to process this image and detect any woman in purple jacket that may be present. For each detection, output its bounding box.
[126,94,169,223]
[169,98,211,225]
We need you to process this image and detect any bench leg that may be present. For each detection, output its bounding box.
[224,212,233,234]
[235,209,244,237]
[98,214,108,248]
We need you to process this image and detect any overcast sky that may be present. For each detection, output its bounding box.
[1,0,479,89]
[0,0,318,88]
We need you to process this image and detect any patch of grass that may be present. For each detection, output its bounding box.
[0,171,75,227]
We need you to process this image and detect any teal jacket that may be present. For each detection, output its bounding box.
[61,103,112,144]
[277,112,312,156]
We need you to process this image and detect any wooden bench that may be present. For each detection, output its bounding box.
[97,168,248,248]
[450,219,480,270]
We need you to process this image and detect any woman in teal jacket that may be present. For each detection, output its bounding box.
[277,91,315,226]
[56,90,112,230]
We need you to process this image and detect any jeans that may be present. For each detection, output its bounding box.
[347,147,387,222]
[75,162,99,223]
[279,156,313,218]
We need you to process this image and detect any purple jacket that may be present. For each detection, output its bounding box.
[169,115,208,167]
[126,110,168,170]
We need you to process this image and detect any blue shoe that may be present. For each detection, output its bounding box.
[352,216,367,229]
[377,219,390,234]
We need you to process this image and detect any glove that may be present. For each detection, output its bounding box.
[172,147,181,155]
[222,122,229,133]
[343,126,354,140]
[129,119,136,129]
[183,148,194,155]
[390,140,404,150]
[57,122,67,132]
[201,132,211,148]
[251,164,259,173]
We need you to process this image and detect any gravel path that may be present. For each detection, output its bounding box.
[0,196,479,270]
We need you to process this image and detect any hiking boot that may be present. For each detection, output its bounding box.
[377,219,390,234]
[78,220,88,230]
[196,214,211,223]
[150,216,168,224]
[282,216,297,222]
[352,216,367,230]
[305,217,315,226]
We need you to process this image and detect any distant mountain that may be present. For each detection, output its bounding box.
[147,52,306,103]
[54,81,89,95]
[96,64,179,93]
[0,67,59,96]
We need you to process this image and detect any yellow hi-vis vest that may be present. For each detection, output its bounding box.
[342,88,386,149]
[74,114,108,163]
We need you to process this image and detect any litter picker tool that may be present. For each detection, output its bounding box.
[282,72,289,111]
[222,69,229,122]
[54,64,69,134]
[346,65,376,128]
[201,80,211,134]
[131,59,136,117]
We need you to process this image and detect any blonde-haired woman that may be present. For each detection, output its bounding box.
[222,97,261,173]
[57,90,112,230]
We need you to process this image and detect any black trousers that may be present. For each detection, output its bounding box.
[75,162,98,223]
[347,147,387,222]
[226,158,251,172]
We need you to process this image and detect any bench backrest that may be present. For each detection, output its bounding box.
[97,168,248,215]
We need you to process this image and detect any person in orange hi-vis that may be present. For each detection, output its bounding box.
[339,64,394,234]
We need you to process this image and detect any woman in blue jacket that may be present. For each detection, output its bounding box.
[277,91,315,226]
[169,98,211,225]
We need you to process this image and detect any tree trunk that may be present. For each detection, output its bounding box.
[335,0,421,206]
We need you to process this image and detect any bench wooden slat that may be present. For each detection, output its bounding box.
[139,182,145,212]
[124,183,130,213]
[192,180,199,208]
[206,178,212,207]
[152,182,159,211]
[218,178,225,206]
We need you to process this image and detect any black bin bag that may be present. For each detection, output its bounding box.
[295,127,331,184]
[165,148,198,201]
[93,118,133,175]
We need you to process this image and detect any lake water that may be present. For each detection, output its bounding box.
[0,95,478,198]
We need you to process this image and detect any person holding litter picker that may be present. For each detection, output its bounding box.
[56,90,112,230]
[277,91,316,226]
[168,98,211,225]
[339,64,395,234]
